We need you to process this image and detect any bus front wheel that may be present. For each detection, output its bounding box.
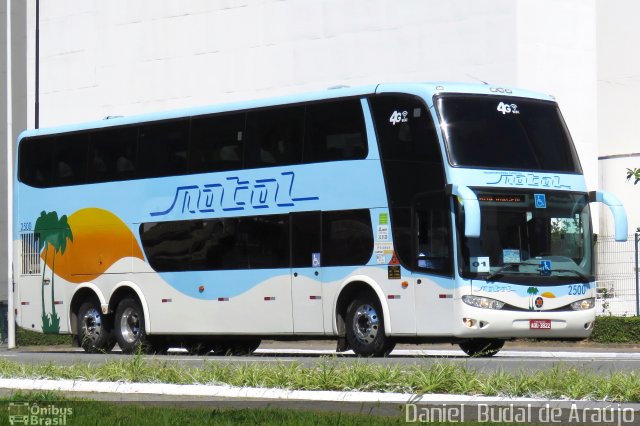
[114,297,149,354]
[458,339,504,357]
[77,301,115,353]
[345,294,395,357]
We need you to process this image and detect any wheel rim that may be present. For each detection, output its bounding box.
[352,304,380,345]
[81,308,102,343]
[119,307,141,344]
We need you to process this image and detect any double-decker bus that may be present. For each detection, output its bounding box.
[13,83,627,357]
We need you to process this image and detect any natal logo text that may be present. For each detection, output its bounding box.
[485,172,570,189]
[150,171,319,217]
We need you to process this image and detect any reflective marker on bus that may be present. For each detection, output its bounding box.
[13,82,628,357]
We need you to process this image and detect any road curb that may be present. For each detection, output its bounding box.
[2,377,640,410]
[0,378,523,403]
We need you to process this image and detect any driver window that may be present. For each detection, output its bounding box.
[414,192,452,275]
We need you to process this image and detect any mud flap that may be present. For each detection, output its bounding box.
[336,336,348,352]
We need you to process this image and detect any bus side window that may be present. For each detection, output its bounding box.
[322,210,373,267]
[414,192,452,275]
[138,120,189,179]
[370,94,446,272]
[245,215,289,269]
[304,99,367,162]
[245,106,303,168]
[390,207,411,266]
[89,127,138,183]
[371,95,441,164]
[53,133,89,186]
[190,112,245,173]
[19,137,54,187]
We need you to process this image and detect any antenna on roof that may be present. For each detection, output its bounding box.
[327,85,350,90]
[103,115,123,120]
[466,74,489,85]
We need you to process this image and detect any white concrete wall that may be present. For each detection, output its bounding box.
[597,0,640,236]
[516,0,600,229]
[17,0,638,238]
[32,0,521,125]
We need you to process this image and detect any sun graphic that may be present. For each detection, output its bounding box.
[41,208,143,283]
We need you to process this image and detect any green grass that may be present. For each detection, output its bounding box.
[1,391,398,426]
[0,391,521,426]
[1,356,639,402]
[589,315,640,343]
[15,327,72,346]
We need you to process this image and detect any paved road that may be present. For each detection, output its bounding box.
[2,340,639,373]
[2,341,640,423]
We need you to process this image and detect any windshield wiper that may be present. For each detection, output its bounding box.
[548,269,591,282]
[484,263,525,282]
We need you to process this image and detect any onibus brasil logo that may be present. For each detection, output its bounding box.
[8,402,73,425]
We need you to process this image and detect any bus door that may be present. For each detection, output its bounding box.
[412,192,455,335]
[16,232,52,332]
[290,211,325,333]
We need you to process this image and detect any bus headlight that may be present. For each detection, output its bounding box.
[462,295,505,310]
[570,298,595,311]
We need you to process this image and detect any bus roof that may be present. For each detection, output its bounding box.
[17,82,556,141]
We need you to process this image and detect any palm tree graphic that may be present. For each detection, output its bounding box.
[527,287,539,310]
[34,211,73,333]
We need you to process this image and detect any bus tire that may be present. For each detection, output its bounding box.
[345,294,395,357]
[77,301,115,354]
[114,297,149,354]
[459,339,504,357]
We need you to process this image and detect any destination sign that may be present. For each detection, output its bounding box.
[477,194,526,203]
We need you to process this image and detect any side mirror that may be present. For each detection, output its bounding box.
[589,190,628,242]
[447,184,481,238]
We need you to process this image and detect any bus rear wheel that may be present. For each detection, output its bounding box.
[114,297,149,354]
[458,339,504,357]
[345,294,395,357]
[77,301,115,353]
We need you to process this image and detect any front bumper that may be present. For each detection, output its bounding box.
[452,303,595,339]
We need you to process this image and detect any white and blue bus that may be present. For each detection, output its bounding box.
[13,82,627,357]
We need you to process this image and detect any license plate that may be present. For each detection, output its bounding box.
[529,319,552,330]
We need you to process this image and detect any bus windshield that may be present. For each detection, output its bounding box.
[456,190,594,284]
[436,95,582,173]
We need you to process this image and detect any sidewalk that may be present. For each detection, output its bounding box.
[4,338,639,354]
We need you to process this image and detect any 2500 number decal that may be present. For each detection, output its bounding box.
[568,284,589,296]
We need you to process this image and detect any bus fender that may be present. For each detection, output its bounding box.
[332,275,392,336]
[68,283,107,332]
[111,281,152,335]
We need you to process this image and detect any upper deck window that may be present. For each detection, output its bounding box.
[18,98,367,188]
[436,95,582,173]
